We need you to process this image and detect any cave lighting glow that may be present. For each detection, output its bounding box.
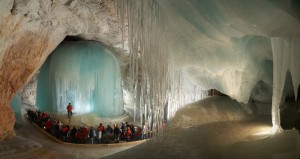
[36,41,124,118]
[118,0,300,133]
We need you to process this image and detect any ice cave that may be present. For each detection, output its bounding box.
[36,41,124,118]
[1,0,300,159]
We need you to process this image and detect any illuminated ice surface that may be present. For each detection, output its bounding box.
[6,0,300,158]
[36,41,124,118]
[118,0,300,132]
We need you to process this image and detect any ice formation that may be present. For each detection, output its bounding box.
[10,92,22,120]
[118,0,300,132]
[7,0,299,134]
[36,41,124,118]
[271,38,300,133]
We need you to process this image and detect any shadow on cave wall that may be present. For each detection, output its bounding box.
[280,71,300,131]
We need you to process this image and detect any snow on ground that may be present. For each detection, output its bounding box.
[1,96,300,159]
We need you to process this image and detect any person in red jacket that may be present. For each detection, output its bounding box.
[66,103,73,117]
[82,126,88,143]
[125,127,132,142]
[97,123,105,143]
[45,118,52,133]
[76,130,83,144]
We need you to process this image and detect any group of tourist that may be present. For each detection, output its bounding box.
[27,109,149,144]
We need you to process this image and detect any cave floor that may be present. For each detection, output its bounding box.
[103,115,300,159]
[1,115,300,159]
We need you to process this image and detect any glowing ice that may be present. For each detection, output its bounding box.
[36,41,124,118]
[10,92,22,119]
[119,0,300,132]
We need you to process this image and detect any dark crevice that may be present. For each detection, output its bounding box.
[10,0,18,15]
[64,0,74,6]
[63,36,85,41]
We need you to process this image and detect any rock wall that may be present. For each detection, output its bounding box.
[0,31,50,140]
[0,0,122,141]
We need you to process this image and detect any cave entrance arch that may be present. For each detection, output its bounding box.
[36,41,124,118]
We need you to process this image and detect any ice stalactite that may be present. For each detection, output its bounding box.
[118,0,208,133]
[167,70,210,119]
[37,41,124,118]
[118,0,168,133]
[271,38,300,133]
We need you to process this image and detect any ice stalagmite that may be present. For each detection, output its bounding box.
[271,38,300,133]
[37,41,124,118]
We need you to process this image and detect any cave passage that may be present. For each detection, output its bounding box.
[36,41,124,118]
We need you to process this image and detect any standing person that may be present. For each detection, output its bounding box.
[82,126,88,144]
[70,126,78,143]
[97,123,105,143]
[67,103,73,117]
[113,124,120,143]
[89,127,96,144]
[141,123,147,140]
[45,118,53,134]
[130,124,135,141]
[76,128,83,144]
[125,127,132,142]
[62,125,69,142]
[120,122,125,140]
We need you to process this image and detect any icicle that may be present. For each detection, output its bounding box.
[37,42,124,118]
[271,38,286,133]
[289,39,300,101]
[271,37,300,133]
[118,0,208,134]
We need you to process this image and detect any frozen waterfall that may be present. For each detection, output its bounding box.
[271,38,300,133]
[119,0,300,133]
[118,0,209,130]
[36,41,124,118]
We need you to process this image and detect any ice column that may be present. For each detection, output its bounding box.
[37,41,124,118]
[271,38,300,133]
[118,0,208,132]
[119,0,169,131]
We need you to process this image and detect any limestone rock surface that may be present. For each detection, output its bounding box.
[0,0,122,141]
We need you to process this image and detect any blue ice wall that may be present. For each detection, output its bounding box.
[36,41,124,118]
[10,92,22,119]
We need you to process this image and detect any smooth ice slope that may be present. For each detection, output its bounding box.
[36,41,124,118]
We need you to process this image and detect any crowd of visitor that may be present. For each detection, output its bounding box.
[27,109,150,144]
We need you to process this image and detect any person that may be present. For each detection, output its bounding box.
[67,103,73,117]
[97,123,105,143]
[76,128,83,144]
[105,125,113,134]
[45,118,53,133]
[82,126,88,143]
[120,122,126,140]
[125,127,132,142]
[89,127,96,144]
[70,126,77,143]
[62,125,69,142]
[141,123,147,140]
[41,111,47,122]
[113,124,120,143]
[130,124,135,141]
